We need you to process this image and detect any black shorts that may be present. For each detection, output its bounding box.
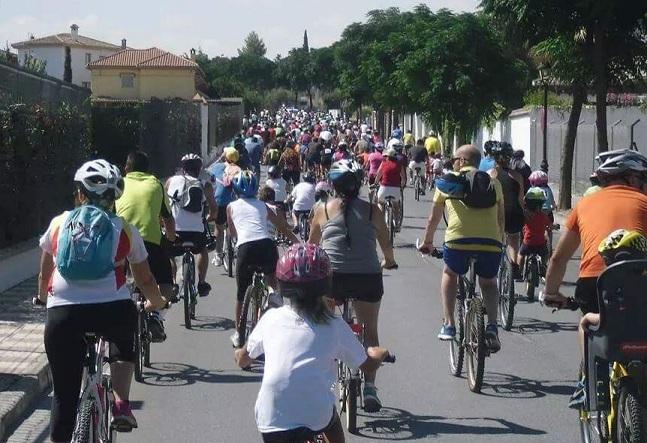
[282,170,300,186]
[574,277,599,314]
[505,209,524,234]
[519,243,548,257]
[331,272,384,303]
[173,231,207,256]
[306,157,320,168]
[321,156,333,167]
[236,238,279,301]
[262,409,338,443]
[144,241,173,285]
[215,205,228,226]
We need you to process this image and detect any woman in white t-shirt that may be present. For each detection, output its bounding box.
[235,244,391,443]
[289,171,316,229]
[265,166,287,210]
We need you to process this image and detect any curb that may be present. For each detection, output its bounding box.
[0,356,51,442]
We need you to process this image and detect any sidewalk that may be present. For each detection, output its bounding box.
[0,278,50,442]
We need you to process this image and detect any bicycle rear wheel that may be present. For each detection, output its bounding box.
[74,399,97,443]
[135,310,145,382]
[238,285,262,345]
[182,258,193,329]
[414,176,420,201]
[617,385,646,442]
[345,376,358,434]
[449,279,466,377]
[525,258,538,302]
[466,297,486,393]
[498,258,516,331]
[385,205,394,246]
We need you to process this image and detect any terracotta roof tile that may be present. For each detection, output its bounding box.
[87,48,198,69]
[12,33,120,50]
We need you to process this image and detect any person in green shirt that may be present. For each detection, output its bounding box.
[116,151,176,342]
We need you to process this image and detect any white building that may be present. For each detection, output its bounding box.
[12,24,124,88]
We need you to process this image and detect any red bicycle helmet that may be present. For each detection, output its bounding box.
[276,243,331,283]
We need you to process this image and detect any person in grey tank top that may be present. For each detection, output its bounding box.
[309,159,397,413]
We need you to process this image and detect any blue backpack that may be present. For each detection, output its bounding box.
[56,205,117,281]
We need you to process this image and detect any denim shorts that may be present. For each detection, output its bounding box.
[443,246,502,279]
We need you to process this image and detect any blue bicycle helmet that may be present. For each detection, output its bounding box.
[232,170,259,198]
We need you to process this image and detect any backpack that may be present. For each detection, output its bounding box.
[171,175,204,213]
[268,149,280,162]
[437,170,497,209]
[56,205,117,281]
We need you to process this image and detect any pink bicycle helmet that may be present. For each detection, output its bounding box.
[276,243,331,283]
[529,170,549,186]
[315,181,332,194]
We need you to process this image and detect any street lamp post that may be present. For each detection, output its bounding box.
[538,64,551,173]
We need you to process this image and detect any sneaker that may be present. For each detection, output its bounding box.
[230,331,241,348]
[111,400,138,432]
[363,384,382,413]
[197,281,211,297]
[485,324,501,353]
[569,378,587,409]
[148,312,166,343]
[438,324,456,341]
[170,284,180,303]
[212,254,223,267]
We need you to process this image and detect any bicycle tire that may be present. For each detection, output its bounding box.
[414,176,420,201]
[346,376,358,434]
[74,399,95,443]
[498,258,516,331]
[226,233,234,278]
[134,311,144,382]
[101,375,115,442]
[617,385,646,442]
[386,204,394,246]
[449,278,466,377]
[238,284,262,345]
[143,325,151,367]
[526,258,537,302]
[466,297,486,393]
[398,190,405,226]
[182,258,192,329]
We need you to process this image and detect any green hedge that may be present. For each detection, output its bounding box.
[0,102,90,247]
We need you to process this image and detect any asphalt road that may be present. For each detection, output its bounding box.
[8,182,584,443]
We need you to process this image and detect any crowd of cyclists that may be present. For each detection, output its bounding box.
[33,104,647,442]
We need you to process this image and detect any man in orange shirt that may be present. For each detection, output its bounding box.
[543,149,647,313]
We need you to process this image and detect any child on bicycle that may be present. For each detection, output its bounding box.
[234,243,391,443]
[517,187,551,279]
[528,170,556,222]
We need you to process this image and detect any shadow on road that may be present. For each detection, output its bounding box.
[140,362,261,387]
[355,407,546,440]
[188,315,236,331]
[513,317,577,335]
[480,372,574,399]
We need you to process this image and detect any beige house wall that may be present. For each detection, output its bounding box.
[90,68,195,100]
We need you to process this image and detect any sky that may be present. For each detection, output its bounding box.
[1,0,478,58]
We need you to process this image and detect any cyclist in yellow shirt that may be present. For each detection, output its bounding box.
[425,131,442,156]
[403,129,415,155]
[418,144,505,352]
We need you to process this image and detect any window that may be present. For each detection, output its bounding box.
[85,53,92,64]
[82,81,90,89]
[121,73,135,88]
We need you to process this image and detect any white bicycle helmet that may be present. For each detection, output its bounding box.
[596,149,647,176]
[387,138,404,151]
[181,153,202,163]
[74,159,124,200]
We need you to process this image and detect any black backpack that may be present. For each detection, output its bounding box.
[437,170,497,209]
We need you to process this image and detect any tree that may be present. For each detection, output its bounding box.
[63,46,72,82]
[303,30,309,52]
[276,48,312,107]
[238,31,267,58]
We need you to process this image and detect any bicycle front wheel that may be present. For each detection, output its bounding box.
[617,385,646,442]
[74,399,97,443]
[498,259,516,331]
[225,232,235,278]
[449,279,466,377]
[238,285,263,345]
[182,258,193,329]
[414,177,420,201]
[526,259,538,302]
[134,310,145,382]
[345,376,358,434]
[466,297,486,393]
[386,205,394,246]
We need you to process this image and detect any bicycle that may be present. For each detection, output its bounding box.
[237,266,276,346]
[72,333,118,442]
[417,240,490,393]
[498,249,516,331]
[336,297,396,434]
[413,167,425,201]
[522,251,544,303]
[178,241,198,329]
[132,288,151,383]
[297,211,310,242]
[223,225,236,278]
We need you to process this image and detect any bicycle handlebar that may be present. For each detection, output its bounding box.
[384,353,396,364]
[32,296,45,307]
[415,239,443,259]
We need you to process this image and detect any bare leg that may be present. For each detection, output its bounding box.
[110,361,134,403]
[323,411,345,443]
[215,223,224,255]
[235,301,242,328]
[441,266,458,327]
[479,277,499,325]
[352,300,380,384]
[507,232,521,263]
[197,248,208,283]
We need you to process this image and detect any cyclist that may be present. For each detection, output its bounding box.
[166,154,217,297]
[234,243,392,443]
[408,138,429,192]
[511,150,532,193]
[543,149,647,314]
[278,140,301,187]
[290,172,316,233]
[309,160,398,413]
[305,137,322,176]
[516,187,551,277]
[528,170,556,223]
[418,145,505,352]
[116,151,174,341]
[265,141,282,168]
[391,124,403,140]
[245,133,264,177]
[227,171,298,347]
[424,130,441,156]
[208,147,240,267]
[403,129,415,154]
[334,140,352,162]
[487,141,525,279]
[37,159,167,442]
[479,140,497,172]
[375,147,406,232]
[266,166,288,212]
[367,143,384,186]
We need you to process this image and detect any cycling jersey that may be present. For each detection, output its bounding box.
[40,213,148,308]
[523,211,550,246]
[167,174,205,232]
[425,137,441,155]
[368,152,383,176]
[403,133,415,146]
[379,159,402,187]
[539,185,555,212]
[434,166,503,252]
[266,178,287,202]
[228,198,271,246]
[116,172,170,246]
[291,182,316,212]
[208,162,236,207]
[409,145,428,163]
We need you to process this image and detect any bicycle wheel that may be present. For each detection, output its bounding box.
[526,258,537,302]
[182,258,192,329]
[398,190,404,226]
[226,231,235,278]
[414,176,420,201]
[466,297,486,393]
[74,399,97,443]
[498,258,516,331]
[143,316,151,367]
[101,375,115,442]
[617,385,646,442]
[238,284,262,345]
[134,310,145,382]
[386,204,394,246]
[346,376,358,434]
[449,279,466,377]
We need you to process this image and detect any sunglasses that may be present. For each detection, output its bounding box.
[452,157,468,162]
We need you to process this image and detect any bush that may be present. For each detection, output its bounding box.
[0,102,90,247]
